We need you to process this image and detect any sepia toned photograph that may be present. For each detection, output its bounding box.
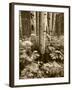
[9,3,70,87]
[19,11,64,79]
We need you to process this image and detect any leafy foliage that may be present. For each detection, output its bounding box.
[19,35,64,79]
[45,35,64,62]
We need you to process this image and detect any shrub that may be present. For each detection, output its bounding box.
[19,35,64,78]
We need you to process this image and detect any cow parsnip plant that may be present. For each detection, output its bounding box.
[19,35,64,79]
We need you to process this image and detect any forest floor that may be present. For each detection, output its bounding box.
[20,61,64,79]
[19,35,64,79]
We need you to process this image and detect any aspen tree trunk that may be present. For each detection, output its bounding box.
[39,12,47,54]
[30,12,36,34]
[36,12,39,36]
[52,13,56,35]
[49,13,52,36]
[19,12,22,38]
[47,13,49,34]
[36,12,40,45]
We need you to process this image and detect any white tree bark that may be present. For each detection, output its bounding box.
[19,12,22,38]
[36,12,40,46]
[52,13,56,35]
[39,12,47,54]
[49,12,52,36]
[30,12,36,34]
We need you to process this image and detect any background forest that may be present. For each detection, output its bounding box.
[19,11,64,79]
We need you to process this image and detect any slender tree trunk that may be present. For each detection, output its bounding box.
[49,13,52,36]
[39,12,47,54]
[36,12,39,36]
[47,13,49,34]
[36,12,40,46]
[52,13,56,35]
[30,12,36,34]
[19,12,22,38]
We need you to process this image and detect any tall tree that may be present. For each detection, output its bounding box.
[52,13,56,35]
[47,13,49,34]
[19,12,22,38]
[30,11,36,34]
[36,12,40,46]
[39,12,47,54]
[49,12,53,36]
